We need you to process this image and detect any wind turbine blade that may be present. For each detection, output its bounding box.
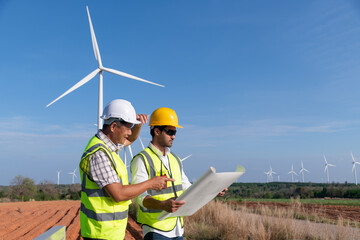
[86,6,102,66]
[46,68,100,107]
[139,137,145,149]
[101,67,165,87]
[328,164,335,167]
[351,152,355,162]
[128,145,134,159]
[353,163,356,172]
[304,168,310,173]
[181,154,192,161]
[323,155,328,164]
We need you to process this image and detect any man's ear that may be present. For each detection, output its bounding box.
[154,127,161,136]
[110,122,117,133]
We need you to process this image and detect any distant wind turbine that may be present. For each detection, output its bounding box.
[288,164,298,182]
[56,170,61,185]
[68,169,77,184]
[323,155,335,184]
[46,6,164,129]
[299,161,309,182]
[265,166,276,182]
[351,152,360,185]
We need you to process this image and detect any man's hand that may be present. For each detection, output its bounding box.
[136,114,148,125]
[149,176,174,191]
[161,197,185,213]
[217,188,228,197]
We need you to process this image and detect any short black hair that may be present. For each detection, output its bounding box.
[150,126,166,137]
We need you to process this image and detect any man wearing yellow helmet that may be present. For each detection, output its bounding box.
[131,107,191,240]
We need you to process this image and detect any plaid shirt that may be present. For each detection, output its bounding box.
[87,130,124,189]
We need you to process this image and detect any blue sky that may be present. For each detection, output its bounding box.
[1,0,360,185]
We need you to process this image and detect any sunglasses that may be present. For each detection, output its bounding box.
[163,128,177,136]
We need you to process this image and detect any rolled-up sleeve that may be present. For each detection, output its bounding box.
[181,169,192,190]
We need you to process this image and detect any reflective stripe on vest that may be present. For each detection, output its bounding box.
[81,202,128,221]
[132,148,184,232]
[80,135,130,240]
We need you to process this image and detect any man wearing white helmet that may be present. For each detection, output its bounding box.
[79,99,173,240]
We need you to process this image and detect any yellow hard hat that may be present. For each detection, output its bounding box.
[149,107,183,128]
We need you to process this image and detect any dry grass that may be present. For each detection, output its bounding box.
[184,200,360,240]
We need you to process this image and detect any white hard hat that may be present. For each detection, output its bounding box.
[101,99,140,124]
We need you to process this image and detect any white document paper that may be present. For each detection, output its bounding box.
[157,166,245,221]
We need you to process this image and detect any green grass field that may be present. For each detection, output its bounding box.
[240,198,360,206]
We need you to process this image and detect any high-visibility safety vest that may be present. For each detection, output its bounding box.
[132,147,184,232]
[79,135,131,240]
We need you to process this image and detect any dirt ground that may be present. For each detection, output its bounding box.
[2,200,360,240]
[232,200,360,222]
[0,200,142,240]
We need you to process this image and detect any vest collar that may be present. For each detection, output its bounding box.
[96,130,124,153]
[149,142,170,157]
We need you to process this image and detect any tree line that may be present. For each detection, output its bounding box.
[229,182,360,199]
[3,176,360,202]
[0,175,81,202]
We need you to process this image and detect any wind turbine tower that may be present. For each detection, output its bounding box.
[299,161,309,183]
[288,164,298,182]
[56,170,61,185]
[323,155,335,184]
[46,6,164,129]
[351,152,360,185]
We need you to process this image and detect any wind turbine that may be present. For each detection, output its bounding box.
[265,166,276,182]
[351,152,360,185]
[56,170,61,185]
[288,164,298,182]
[323,155,335,184]
[68,168,77,184]
[46,6,164,129]
[299,161,309,182]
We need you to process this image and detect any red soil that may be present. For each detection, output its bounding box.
[0,200,142,240]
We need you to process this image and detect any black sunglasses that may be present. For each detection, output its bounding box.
[163,128,177,136]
